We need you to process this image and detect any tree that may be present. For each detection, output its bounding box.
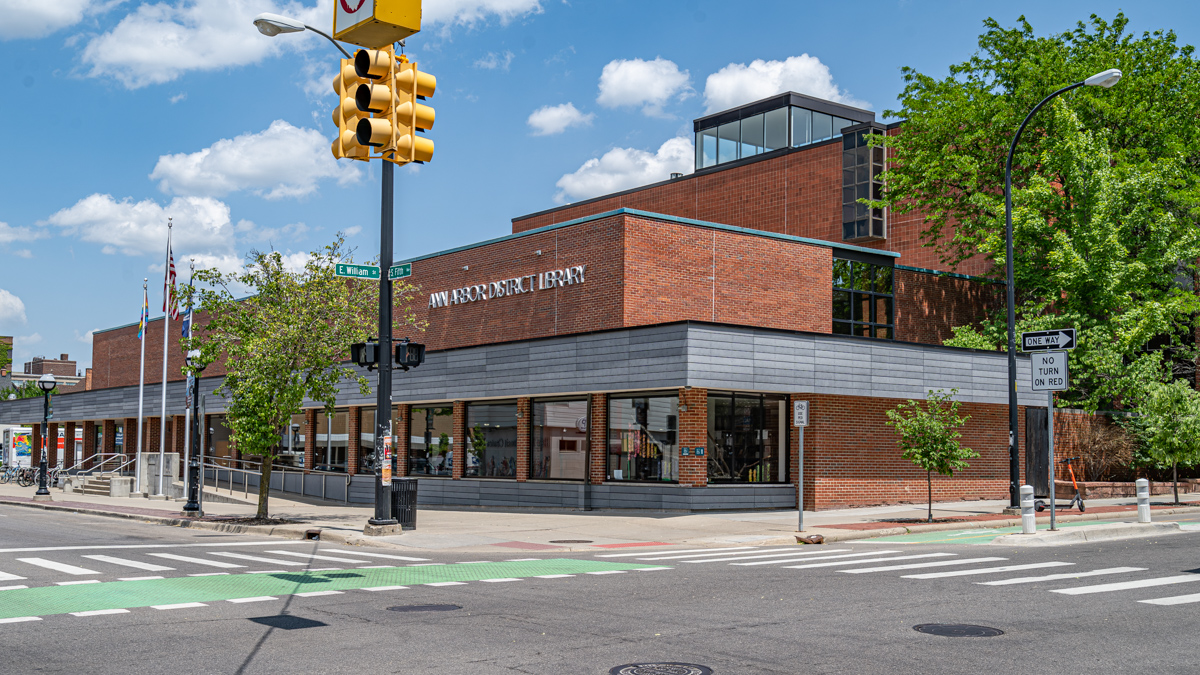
[0,380,56,400]
[185,237,420,520]
[877,13,1200,410]
[1126,380,1200,504]
[886,389,978,522]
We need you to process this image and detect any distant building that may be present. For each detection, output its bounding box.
[15,353,86,391]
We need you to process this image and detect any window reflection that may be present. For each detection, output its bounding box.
[532,400,589,480]
[607,395,679,481]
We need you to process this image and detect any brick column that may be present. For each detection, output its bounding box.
[123,418,138,470]
[46,423,59,467]
[588,394,607,485]
[304,409,317,471]
[31,423,42,466]
[677,387,708,488]
[102,420,117,458]
[347,406,360,476]
[64,422,76,469]
[516,398,531,481]
[174,416,186,478]
[789,394,813,511]
[395,404,410,477]
[452,401,466,480]
[146,417,161,456]
[82,421,96,470]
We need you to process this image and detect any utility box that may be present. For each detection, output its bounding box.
[333,0,421,49]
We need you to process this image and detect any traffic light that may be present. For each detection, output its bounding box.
[395,339,425,370]
[331,58,369,161]
[350,341,378,370]
[352,46,436,165]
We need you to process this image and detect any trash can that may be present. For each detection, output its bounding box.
[390,477,418,530]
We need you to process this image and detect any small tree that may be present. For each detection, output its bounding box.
[1127,380,1200,505]
[886,389,978,522]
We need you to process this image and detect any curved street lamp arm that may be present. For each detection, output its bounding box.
[304,24,353,59]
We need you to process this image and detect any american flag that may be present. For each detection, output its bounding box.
[163,227,179,319]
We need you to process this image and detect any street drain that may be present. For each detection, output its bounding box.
[549,540,593,544]
[609,664,713,675]
[387,604,462,613]
[914,624,1004,637]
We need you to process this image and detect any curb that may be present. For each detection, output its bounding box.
[989,521,1183,546]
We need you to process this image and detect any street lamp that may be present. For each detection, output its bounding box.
[182,350,207,516]
[252,12,352,58]
[1003,68,1122,507]
[35,373,56,499]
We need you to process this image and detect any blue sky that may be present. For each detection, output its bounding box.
[1,0,1197,371]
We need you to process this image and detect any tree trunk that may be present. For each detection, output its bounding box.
[927,470,933,523]
[257,455,272,520]
[1173,461,1179,506]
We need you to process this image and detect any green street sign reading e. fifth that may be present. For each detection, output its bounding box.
[388,263,412,280]
[335,263,380,280]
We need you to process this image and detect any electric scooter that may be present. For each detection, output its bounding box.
[1035,456,1085,513]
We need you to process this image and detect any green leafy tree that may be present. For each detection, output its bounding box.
[876,14,1200,410]
[185,236,420,519]
[886,389,979,522]
[1126,380,1200,504]
[0,380,56,400]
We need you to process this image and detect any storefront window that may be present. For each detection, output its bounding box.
[532,399,588,480]
[276,413,304,468]
[707,393,788,483]
[210,416,231,460]
[114,422,124,455]
[607,395,679,482]
[833,258,894,339]
[467,403,518,478]
[357,407,402,474]
[410,406,454,476]
[314,410,348,472]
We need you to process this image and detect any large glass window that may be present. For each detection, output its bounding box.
[532,400,589,480]
[410,406,454,476]
[842,129,886,240]
[314,411,348,472]
[764,107,788,151]
[467,403,518,478]
[833,258,894,339]
[812,111,834,142]
[739,113,765,158]
[209,416,231,459]
[607,395,679,482]
[696,104,856,170]
[276,413,304,468]
[707,393,788,483]
[697,128,717,168]
[717,121,740,164]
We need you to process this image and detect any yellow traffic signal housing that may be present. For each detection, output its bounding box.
[333,0,421,50]
[331,59,369,161]
[351,47,436,165]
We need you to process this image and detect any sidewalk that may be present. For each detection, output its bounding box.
[1,481,1197,553]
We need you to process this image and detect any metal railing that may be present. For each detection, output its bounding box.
[202,460,353,504]
[62,453,128,478]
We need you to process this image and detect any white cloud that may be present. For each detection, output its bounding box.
[44,194,236,259]
[80,0,328,88]
[75,329,97,346]
[702,55,869,114]
[0,221,46,244]
[596,57,691,117]
[150,120,361,200]
[13,249,33,259]
[424,0,542,26]
[169,92,187,104]
[474,50,514,71]
[527,102,593,136]
[554,136,693,204]
[0,0,99,40]
[344,225,362,236]
[0,290,27,325]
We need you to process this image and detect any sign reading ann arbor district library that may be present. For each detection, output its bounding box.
[1031,352,1069,392]
[428,266,586,309]
[1021,328,1076,351]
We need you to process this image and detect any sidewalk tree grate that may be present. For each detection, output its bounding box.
[609,665,713,675]
[914,624,1003,637]
[387,604,461,613]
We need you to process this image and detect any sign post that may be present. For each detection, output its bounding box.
[1030,350,1069,530]
[793,400,809,532]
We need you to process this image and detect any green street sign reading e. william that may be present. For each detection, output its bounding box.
[388,263,412,280]
[335,263,380,280]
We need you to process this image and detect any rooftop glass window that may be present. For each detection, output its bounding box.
[842,129,886,241]
[695,98,858,171]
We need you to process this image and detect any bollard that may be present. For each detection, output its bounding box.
[1020,485,1036,534]
[1136,478,1151,523]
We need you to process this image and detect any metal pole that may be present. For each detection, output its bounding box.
[35,393,50,497]
[1048,388,1056,531]
[136,279,147,495]
[797,426,805,532]
[370,160,397,526]
[183,372,202,515]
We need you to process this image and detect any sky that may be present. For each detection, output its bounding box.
[0,0,1197,372]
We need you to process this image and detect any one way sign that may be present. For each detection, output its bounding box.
[1021,328,1076,351]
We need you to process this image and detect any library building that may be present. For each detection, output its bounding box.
[0,92,1042,512]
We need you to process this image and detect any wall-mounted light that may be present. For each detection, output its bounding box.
[462,265,469,271]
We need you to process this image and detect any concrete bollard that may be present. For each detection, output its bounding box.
[1020,485,1036,534]
[1136,478,1151,523]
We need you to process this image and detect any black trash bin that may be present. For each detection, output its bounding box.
[390,477,418,530]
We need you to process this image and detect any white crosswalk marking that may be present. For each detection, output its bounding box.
[785,553,955,570]
[1052,574,1200,596]
[71,609,129,616]
[207,552,306,566]
[1140,592,1200,606]
[426,582,466,587]
[265,551,371,563]
[82,555,174,572]
[148,553,244,568]
[597,547,759,558]
[903,562,1074,580]
[681,550,852,564]
[227,597,277,603]
[0,617,40,623]
[735,551,902,567]
[18,558,99,575]
[362,586,409,591]
[320,550,429,562]
[295,591,344,597]
[481,578,521,583]
[535,575,575,579]
[0,571,26,582]
[636,548,791,561]
[841,557,1007,574]
[977,567,1146,586]
[153,603,207,610]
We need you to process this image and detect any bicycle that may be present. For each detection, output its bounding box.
[1035,456,1085,513]
[16,467,35,488]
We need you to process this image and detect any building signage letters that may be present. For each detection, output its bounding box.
[428,265,586,309]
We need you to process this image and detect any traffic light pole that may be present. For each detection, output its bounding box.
[370,160,398,526]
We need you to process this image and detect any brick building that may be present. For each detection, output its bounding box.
[0,93,1042,510]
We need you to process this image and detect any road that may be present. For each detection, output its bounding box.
[0,504,1197,674]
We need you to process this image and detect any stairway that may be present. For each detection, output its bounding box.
[80,475,113,496]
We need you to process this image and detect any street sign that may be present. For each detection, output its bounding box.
[1031,352,1069,391]
[333,0,421,49]
[1021,328,1076,352]
[388,263,412,280]
[793,400,809,427]
[335,263,380,280]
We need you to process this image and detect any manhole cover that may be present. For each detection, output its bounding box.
[248,615,327,630]
[913,624,1004,637]
[549,540,593,544]
[609,665,713,675]
[387,604,462,613]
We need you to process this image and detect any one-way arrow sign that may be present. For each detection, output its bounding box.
[1021,328,1076,351]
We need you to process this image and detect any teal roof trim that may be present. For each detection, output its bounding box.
[895,264,1000,284]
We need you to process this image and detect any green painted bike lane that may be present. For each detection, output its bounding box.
[860,520,1118,544]
[0,559,663,620]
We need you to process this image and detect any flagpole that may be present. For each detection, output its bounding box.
[135,279,147,495]
[182,260,195,486]
[158,219,172,496]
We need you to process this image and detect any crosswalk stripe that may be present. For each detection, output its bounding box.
[153,603,207,610]
[1140,592,1200,606]
[208,552,306,566]
[535,575,575,579]
[148,553,244,569]
[0,571,26,581]
[637,548,791,561]
[785,553,955,570]
[227,597,277,603]
[597,547,758,558]
[1052,575,1200,595]
[0,585,28,591]
[735,551,901,567]
[842,557,1006,574]
[71,609,129,616]
[82,555,174,572]
[481,578,521,583]
[362,586,409,591]
[426,582,467,586]
[903,562,1074,580]
[0,617,41,623]
[322,550,429,562]
[119,576,164,581]
[587,571,626,575]
[978,567,1146,586]
[295,591,344,597]
[265,551,371,563]
[57,580,101,585]
[681,549,852,564]
[17,558,99,575]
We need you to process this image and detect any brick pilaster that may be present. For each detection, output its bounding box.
[452,401,466,479]
[173,415,186,477]
[304,409,317,472]
[589,394,607,485]
[102,420,116,458]
[123,418,138,466]
[82,421,96,470]
[516,398,531,481]
[347,406,360,476]
[64,421,76,469]
[395,404,410,477]
[678,387,708,487]
[31,423,42,466]
[146,416,161,455]
[47,423,58,467]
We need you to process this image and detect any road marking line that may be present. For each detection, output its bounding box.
[904,562,1074,579]
[0,571,26,581]
[265,551,371,563]
[71,609,129,616]
[57,580,101,585]
[244,570,288,574]
[17,558,99,575]
[637,548,786,561]
[587,571,626,575]
[481,578,521,583]
[82,555,174,572]
[682,549,853,564]
[505,558,542,562]
[320,550,429,562]
[455,561,493,564]
[119,576,164,581]
[0,585,28,591]
[597,547,758,558]
[149,553,243,568]
[357,565,395,569]
[1140,592,1200,606]
[188,572,230,577]
[736,551,901,566]
[295,591,344,597]
[1052,575,1200,595]
[307,568,342,571]
[842,557,1008,574]
[407,563,446,567]
[426,582,467,587]
[535,575,575,579]
[208,552,306,566]
[0,542,310,553]
[634,567,672,571]
[227,597,277,603]
[152,603,207,610]
[0,617,40,623]
[978,567,1146,586]
[362,586,409,591]
[785,553,955,570]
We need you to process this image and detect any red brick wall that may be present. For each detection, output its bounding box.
[588,394,607,485]
[452,401,466,479]
[90,314,221,391]
[394,404,409,477]
[64,422,76,468]
[516,398,531,481]
[348,406,360,476]
[677,387,708,487]
[303,409,316,471]
[894,268,1001,345]
[82,421,95,469]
